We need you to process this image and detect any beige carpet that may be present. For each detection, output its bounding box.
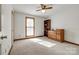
[10,37,79,55]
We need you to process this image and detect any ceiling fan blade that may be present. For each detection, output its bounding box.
[45,7,53,9]
[40,4,46,9]
[36,9,42,11]
[40,4,44,6]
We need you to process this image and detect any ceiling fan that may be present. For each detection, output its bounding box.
[36,4,53,13]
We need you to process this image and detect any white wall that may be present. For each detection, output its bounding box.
[50,5,79,44]
[14,12,45,39]
[1,4,13,54]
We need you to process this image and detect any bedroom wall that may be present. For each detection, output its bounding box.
[14,12,45,39]
[50,5,79,44]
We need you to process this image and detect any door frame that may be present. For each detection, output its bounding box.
[25,17,35,37]
[11,10,15,43]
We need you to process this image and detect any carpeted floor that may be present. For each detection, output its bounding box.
[10,37,79,55]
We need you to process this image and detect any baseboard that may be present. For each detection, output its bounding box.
[64,40,79,46]
[14,36,44,41]
[35,36,44,37]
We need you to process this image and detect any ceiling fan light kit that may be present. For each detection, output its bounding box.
[41,9,46,13]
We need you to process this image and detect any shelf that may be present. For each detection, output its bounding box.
[44,20,51,36]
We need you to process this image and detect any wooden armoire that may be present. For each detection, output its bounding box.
[44,19,51,36]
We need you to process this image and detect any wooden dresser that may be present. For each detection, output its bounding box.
[48,29,64,42]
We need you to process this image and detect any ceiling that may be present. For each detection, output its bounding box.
[12,4,67,18]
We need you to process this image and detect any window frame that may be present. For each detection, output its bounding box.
[25,17,35,37]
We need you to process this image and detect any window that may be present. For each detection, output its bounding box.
[25,17,35,37]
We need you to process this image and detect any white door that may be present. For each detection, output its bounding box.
[0,4,13,55]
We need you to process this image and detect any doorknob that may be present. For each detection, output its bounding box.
[0,36,7,40]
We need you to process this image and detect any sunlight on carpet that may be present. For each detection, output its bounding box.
[29,38,56,47]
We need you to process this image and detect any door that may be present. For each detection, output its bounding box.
[25,17,35,37]
[0,4,13,55]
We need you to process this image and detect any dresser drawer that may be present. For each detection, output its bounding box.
[48,31,56,39]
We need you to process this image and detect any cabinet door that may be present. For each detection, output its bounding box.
[57,34,61,40]
[57,32,64,42]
